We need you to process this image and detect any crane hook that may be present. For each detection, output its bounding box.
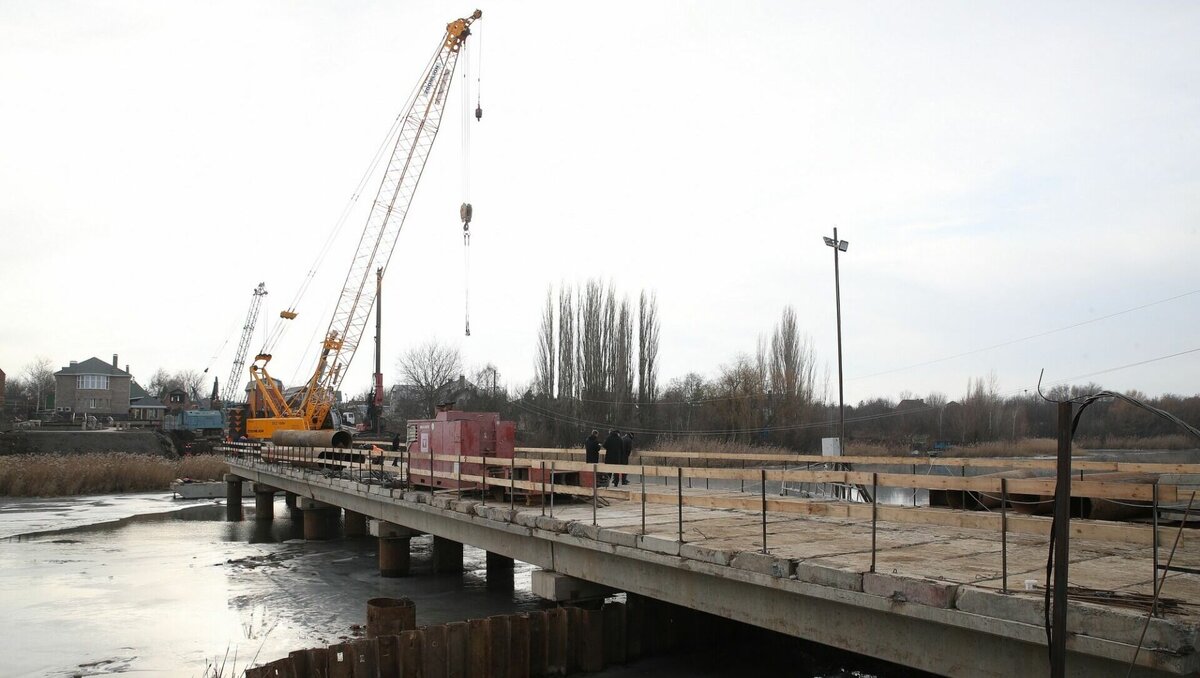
[475,104,482,121]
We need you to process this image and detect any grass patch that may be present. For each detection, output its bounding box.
[0,453,229,497]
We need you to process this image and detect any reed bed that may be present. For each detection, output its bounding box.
[0,453,229,497]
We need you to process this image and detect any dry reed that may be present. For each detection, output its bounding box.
[0,453,229,497]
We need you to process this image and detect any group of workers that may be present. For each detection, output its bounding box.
[583,428,635,487]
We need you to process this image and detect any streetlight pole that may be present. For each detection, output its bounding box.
[823,229,849,463]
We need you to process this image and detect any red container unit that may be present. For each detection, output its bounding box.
[406,408,515,491]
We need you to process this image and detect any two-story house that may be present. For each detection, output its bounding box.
[53,355,133,418]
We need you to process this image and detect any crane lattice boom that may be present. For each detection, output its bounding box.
[248,10,480,439]
[222,282,267,404]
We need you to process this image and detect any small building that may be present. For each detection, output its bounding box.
[129,381,166,425]
[53,355,133,418]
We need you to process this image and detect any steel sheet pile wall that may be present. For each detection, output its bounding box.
[245,594,714,678]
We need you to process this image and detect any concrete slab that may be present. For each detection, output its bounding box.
[864,572,957,608]
[452,500,480,515]
[955,586,1200,649]
[795,561,864,592]
[368,519,420,539]
[680,543,735,567]
[599,528,639,549]
[568,522,601,541]
[531,569,616,601]
[534,515,571,533]
[636,534,681,557]
[297,497,335,511]
[731,551,794,578]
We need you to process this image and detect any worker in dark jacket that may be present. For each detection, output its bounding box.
[584,430,601,463]
[603,429,624,487]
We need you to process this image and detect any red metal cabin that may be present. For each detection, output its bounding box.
[406,407,516,490]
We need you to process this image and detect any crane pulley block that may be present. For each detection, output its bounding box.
[460,202,473,229]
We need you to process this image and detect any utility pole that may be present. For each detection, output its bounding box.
[823,228,850,496]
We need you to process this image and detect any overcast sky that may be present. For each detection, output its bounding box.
[1,1,1197,409]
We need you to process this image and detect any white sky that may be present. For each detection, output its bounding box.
[2,1,1198,407]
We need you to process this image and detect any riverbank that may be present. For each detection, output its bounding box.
[0,452,228,497]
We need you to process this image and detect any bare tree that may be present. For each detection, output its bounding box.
[147,368,175,398]
[769,306,818,447]
[534,288,555,397]
[556,285,575,400]
[637,291,660,421]
[21,357,55,411]
[578,280,606,412]
[397,340,463,417]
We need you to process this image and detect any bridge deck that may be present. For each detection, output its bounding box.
[224,451,1200,677]
[554,487,1200,611]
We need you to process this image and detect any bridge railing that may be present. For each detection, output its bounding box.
[220,443,1195,606]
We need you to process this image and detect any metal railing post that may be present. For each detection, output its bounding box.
[641,465,647,535]
[541,461,547,516]
[870,472,878,574]
[677,467,684,543]
[510,455,516,512]
[761,469,768,554]
[592,463,598,526]
[1001,477,1009,594]
[1153,483,1160,617]
[548,461,554,517]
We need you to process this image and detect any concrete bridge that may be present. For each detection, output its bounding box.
[222,445,1200,677]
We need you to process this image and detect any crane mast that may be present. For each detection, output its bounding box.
[247,10,481,441]
[222,282,267,404]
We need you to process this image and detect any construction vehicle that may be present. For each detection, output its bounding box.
[246,10,482,447]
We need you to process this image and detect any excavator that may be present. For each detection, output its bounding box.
[245,10,481,447]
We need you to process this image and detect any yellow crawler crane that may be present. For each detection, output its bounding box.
[247,10,482,446]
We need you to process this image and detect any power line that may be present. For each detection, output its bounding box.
[850,288,1200,381]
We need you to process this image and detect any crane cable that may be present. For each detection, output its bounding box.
[461,19,482,337]
[261,46,440,357]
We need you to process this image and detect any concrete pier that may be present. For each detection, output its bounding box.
[223,474,243,521]
[370,520,417,577]
[298,497,339,541]
[432,536,464,573]
[254,489,275,521]
[344,510,367,537]
[284,491,297,509]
